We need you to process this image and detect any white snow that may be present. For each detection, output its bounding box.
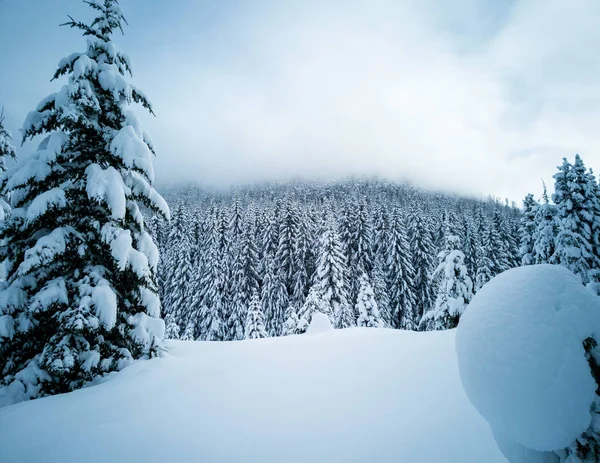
[18,227,71,276]
[306,311,334,334]
[456,264,600,453]
[25,188,66,224]
[0,328,505,463]
[91,279,118,330]
[85,164,128,220]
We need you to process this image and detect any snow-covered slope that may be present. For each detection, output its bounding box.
[0,329,505,463]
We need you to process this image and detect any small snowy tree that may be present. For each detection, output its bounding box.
[0,0,168,404]
[356,273,383,328]
[422,235,473,330]
[282,305,300,336]
[245,290,267,340]
[164,314,180,340]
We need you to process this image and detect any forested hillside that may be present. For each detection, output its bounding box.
[149,180,522,341]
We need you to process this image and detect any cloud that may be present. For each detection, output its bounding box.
[2,0,600,202]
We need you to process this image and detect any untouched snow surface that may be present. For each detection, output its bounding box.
[0,329,505,463]
[456,265,599,455]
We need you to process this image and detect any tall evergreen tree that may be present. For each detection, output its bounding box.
[519,193,538,266]
[0,0,167,404]
[386,211,416,329]
[407,211,434,325]
[314,217,352,328]
[551,155,600,284]
[532,186,558,264]
[261,254,288,337]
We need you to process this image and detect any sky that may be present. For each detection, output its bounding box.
[1,0,599,202]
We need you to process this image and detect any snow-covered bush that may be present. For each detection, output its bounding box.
[456,265,600,462]
[306,312,334,335]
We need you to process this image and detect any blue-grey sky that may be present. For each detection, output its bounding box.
[1,0,599,202]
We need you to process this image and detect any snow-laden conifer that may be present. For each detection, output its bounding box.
[314,217,352,328]
[551,155,600,285]
[261,254,288,337]
[356,273,383,328]
[421,235,473,330]
[164,314,180,340]
[407,210,434,326]
[282,305,301,336]
[386,211,416,329]
[519,193,538,266]
[0,0,167,405]
[245,290,267,340]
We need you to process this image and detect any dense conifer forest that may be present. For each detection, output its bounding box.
[150,180,522,340]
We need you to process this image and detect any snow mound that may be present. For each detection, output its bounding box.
[456,264,600,453]
[306,311,334,334]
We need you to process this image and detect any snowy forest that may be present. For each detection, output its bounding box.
[1,1,600,462]
[151,182,522,341]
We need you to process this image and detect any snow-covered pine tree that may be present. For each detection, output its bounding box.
[490,209,510,275]
[371,252,391,327]
[532,184,558,264]
[282,305,301,336]
[519,193,538,266]
[474,236,494,293]
[261,254,288,337]
[0,0,168,404]
[346,199,374,301]
[372,202,390,259]
[291,211,312,306]
[356,273,383,328]
[461,217,479,282]
[275,198,300,299]
[421,234,473,330]
[0,108,17,220]
[164,313,180,340]
[180,316,197,341]
[196,245,225,341]
[315,217,352,328]
[227,218,260,340]
[407,210,435,326]
[386,210,416,329]
[551,155,600,285]
[162,203,194,325]
[245,290,267,340]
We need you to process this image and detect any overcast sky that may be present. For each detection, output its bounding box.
[1,0,599,202]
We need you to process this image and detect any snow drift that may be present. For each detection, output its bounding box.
[0,328,504,463]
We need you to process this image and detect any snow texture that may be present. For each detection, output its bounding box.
[456,264,599,453]
[0,328,505,463]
